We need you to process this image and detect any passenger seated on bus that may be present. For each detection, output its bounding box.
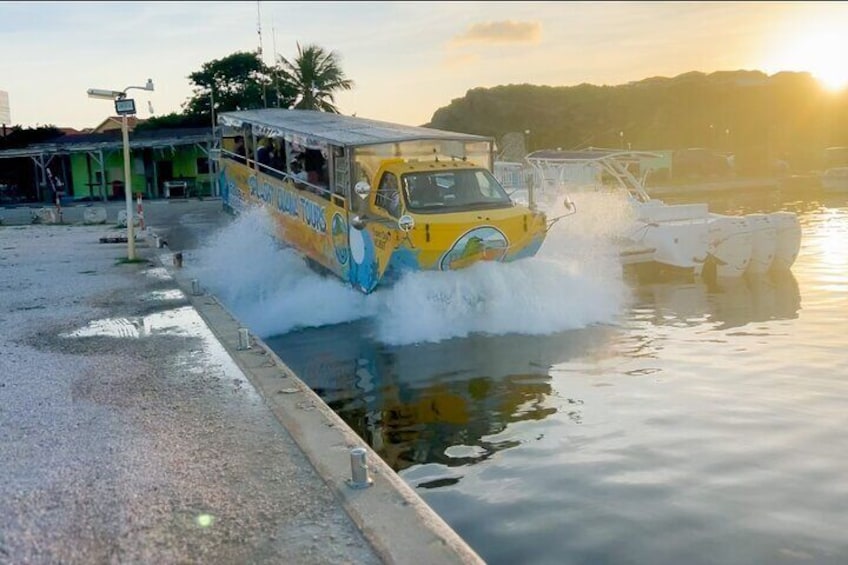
[304,149,324,185]
[256,138,272,169]
[247,136,258,160]
[233,136,246,164]
[407,176,441,207]
[270,140,286,173]
[316,161,332,200]
[375,173,401,217]
[452,171,478,205]
[290,160,308,189]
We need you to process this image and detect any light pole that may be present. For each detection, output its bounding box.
[209,86,217,196]
[524,129,531,153]
[87,79,154,260]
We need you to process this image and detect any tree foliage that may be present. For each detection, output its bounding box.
[427,70,848,174]
[0,125,62,150]
[134,112,212,132]
[182,51,292,119]
[275,43,354,113]
[164,44,353,129]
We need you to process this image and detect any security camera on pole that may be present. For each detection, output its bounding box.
[86,79,154,261]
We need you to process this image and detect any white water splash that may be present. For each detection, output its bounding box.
[186,209,370,338]
[186,201,634,345]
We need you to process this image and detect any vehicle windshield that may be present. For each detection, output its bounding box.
[401,169,513,213]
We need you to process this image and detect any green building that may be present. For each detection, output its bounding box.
[0,127,218,204]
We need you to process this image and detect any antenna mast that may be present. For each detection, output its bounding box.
[272,16,281,107]
[257,1,267,108]
[256,1,264,59]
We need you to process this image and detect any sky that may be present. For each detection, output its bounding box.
[1,1,847,131]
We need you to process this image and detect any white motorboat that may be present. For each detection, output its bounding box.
[821,167,848,193]
[821,148,848,193]
[744,213,777,275]
[770,211,802,270]
[516,149,801,279]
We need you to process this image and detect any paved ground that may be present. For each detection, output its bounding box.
[0,199,482,564]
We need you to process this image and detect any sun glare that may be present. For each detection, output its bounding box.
[768,25,848,91]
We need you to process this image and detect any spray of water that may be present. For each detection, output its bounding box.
[186,199,635,345]
[186,209,371,337]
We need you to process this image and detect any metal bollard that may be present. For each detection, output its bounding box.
[191,278,201,296]
[173,252,183,268]
[154,235,162,249]
[347,447,373,489]
[237,327,251,350]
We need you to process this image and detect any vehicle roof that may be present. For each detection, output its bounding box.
[219,109,492,148]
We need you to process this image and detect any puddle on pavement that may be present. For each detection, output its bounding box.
[141,289,186,302]
[61,306,200,339]
[59,305,261,400]
[143,267,173,281]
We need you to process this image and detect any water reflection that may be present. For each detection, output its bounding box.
[659,185,848,217]
[268,267,804,477]
[259,192,848,565]
[628,270,801,330]
[266,325,615,473]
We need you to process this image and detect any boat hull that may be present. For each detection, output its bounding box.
[770,211,802,271]
[708,214,753,279]
[745,213,777,275]
[634,201,710,274]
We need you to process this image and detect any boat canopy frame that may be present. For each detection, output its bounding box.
[525,148,663,203]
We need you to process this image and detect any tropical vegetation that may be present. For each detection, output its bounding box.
[137,45,353,131]
[275,43,354,113]
[426,70,848,175]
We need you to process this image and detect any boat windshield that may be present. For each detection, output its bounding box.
[401,169,513,213]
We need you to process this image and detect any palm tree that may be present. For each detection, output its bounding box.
[276,43,354,113]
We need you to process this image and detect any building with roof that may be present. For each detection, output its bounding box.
[0,126,218,204]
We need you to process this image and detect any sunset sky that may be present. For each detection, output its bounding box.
[1,1,847,130]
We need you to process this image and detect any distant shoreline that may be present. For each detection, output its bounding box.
[649,174,821,196]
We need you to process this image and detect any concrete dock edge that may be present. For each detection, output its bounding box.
[158,250,484,565]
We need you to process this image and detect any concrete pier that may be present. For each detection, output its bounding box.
[0,200,483,564]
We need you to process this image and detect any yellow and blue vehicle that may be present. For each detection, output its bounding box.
[216,109,567,293]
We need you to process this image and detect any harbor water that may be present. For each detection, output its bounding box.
[188,184,848,565]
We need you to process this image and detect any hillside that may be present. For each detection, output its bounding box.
[426,70,848,175]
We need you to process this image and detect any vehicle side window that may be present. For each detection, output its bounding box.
[375,172,401,218]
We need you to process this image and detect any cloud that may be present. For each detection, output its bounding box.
[452,20,542,46]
